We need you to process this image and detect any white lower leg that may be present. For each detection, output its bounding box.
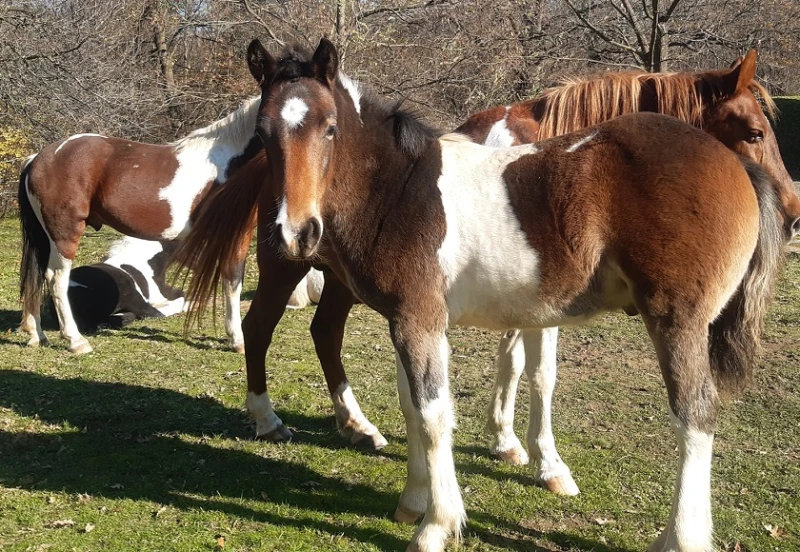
[20,299,48,347]
[650,411,714,552]
[223,270,244,351]
[487,329,528,464]
[331,382,388,448]
[523,327,578,495]
[47,254,91,354]
[409,337,465,552]
[246,390,285,438]
[396,356,429,521]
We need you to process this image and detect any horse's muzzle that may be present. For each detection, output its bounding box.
[277,217,322,259]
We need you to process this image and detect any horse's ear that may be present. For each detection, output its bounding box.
[311,37,338,86]
[724,50,757,93]
[247,39,275,85]
[729,54,745,69]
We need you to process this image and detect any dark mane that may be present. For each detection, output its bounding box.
[357,88,443,160]
[269,44,315,85]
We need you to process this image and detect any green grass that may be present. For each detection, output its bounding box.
[0,217,798,551]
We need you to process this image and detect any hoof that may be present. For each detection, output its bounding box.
[26,336,50,348]
[69,340,93,355]
[232,343,245,354]
[256,424,293,443]
[352,431,389,451]
[394,505,424,525]
[536,473,580,496]
[492,446,529,466]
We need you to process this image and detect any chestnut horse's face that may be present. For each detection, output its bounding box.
[247,39,340,259]
[705,51,800,237]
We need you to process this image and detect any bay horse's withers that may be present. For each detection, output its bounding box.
[18,99,263,354]
[176,44,799,488]
[237,39,792,552]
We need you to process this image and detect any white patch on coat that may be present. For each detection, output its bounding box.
[54,133,105,155]
[565,131,597,153]
[338,73,362,116]
[484,107,515,148]
[159,96,261,240]
[436,139,550,329]
[281,97,309,129]
[104,237,170,306]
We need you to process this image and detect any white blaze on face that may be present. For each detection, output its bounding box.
[275,197,294,245]
[281,97,309,129]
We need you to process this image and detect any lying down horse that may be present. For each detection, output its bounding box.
[18,96,264,354]
[57,237,186,333]
[179,42,799,499]
[182,39,798,552]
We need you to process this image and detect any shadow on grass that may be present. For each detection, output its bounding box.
[0,369,405,550]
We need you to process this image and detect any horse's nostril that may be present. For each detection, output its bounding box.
[298,217,322,251]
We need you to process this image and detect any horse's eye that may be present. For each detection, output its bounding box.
[325,124,337,140]
[748,129,764,143]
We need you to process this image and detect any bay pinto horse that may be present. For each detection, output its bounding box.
[222,39,794,552]
[18,98,263,354]
[177,43,799,494]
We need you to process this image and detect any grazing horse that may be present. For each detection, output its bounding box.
[176,44,799,492]
[58,237,186,333]
[18,98,262,354]
[185,39,797,552]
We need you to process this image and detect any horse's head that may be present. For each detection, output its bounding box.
[247,38,341,259]
[704,50,800,237]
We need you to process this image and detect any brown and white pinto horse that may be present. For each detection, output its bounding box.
[197,39,795,552]
[18,98,263,354]
[455,49,800,493]
[178,45,798,484]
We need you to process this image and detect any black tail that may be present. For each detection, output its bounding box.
[18,157,50,310]
[708,159,785,395]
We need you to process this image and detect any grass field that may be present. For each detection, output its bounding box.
[0,216,798,552]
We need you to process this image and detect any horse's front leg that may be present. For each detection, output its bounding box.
[310,272,387,450]
[242,251,310,441]
[392,316,465,552]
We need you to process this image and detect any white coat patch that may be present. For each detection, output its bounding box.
[338,73,362,116]
[281,97,309,129]
[54,133,105,155]
[484,107,515,148]
[566,132,597,153]
[436,139,546,329]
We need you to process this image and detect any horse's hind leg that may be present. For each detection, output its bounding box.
[310,272,387,450]
[522,327,579,496]
[222,263,245,353]
[21,294,48,347]
[486,329,529,465]
[46,240,92,354]
[644,315,716,552]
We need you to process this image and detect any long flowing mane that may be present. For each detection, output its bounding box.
[171,96,261,149]
[536,70,777,140]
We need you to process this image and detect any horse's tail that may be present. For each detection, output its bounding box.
[709,159,785,395]
[173,151,267,330]
[18,155,50,309]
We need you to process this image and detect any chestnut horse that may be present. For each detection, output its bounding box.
[177,44,798,490]
[18,98,263,354]
[181,38,796,552]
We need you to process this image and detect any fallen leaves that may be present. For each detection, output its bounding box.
[763,523,786,539]
[47,520,75,529]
